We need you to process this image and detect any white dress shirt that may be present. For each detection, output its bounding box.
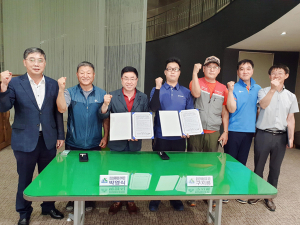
[27,73,45,131]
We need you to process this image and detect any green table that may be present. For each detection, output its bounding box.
[24,151,277,225]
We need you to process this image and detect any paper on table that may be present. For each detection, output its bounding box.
[132,112,154,139]
[129,173,152,190]
[179,109,203,135]
[159,111,182,137]
[110,112,132,141]
[175,176,186,192]
[108,170,131,176]
[155,175,179,191]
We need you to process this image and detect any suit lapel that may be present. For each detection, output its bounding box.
[41,76,52,110]
[131,90,141,112]
[19,74,39,110]
[117,89,128,111]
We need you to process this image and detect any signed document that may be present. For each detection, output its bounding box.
[110,112,132,141]
[179,109,203,135]
[132,112,154,139]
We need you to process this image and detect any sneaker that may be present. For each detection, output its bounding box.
[149,200,161,212]
[85,201,95,212]
[236,199,247,204]
[65,201,74,212]
[170,200,184,211]
[248,199,261,205]
[187,200,196,207]
[222,199,229,204]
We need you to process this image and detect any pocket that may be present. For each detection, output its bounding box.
[12,123,25,129]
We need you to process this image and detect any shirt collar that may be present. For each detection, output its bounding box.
[27,73,45,85]
[238,77,255,88]
[163,82,180,90]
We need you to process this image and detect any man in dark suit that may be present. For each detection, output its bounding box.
[100,66,149,215]
[0,47,65,225]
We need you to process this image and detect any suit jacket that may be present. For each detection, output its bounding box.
[0,73,64,152]
[102,88,149,151]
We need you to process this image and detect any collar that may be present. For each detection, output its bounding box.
[163,82,180,90]
[27,73,45,85]
[122,88,136,97]
[78,84,94,93]
[238,77,255,88]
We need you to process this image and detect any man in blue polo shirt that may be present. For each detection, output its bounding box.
[225,59,261,204]
[148,57,194,212]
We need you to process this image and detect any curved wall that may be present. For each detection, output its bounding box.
[145,0,300,95]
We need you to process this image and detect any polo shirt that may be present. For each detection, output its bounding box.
[228,78,261,133]
[256,86,299,131]
[122,88,136,112]
[150,82,194,140]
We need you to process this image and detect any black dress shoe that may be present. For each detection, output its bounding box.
[18,218,30,225]
[42,208,64,219]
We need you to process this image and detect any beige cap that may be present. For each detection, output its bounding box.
[204,56,220,66]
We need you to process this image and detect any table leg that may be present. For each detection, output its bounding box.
[74,201,85,225]
[206,199,222,225]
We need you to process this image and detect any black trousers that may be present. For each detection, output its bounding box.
[254,129,287,188]
[14,134,56,219]
[152,138,186,152]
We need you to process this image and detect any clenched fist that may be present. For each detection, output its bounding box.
[103,94,113,106]
[155,77,163,89]
[193,63,202,75]
[271,79,280,92]
[0,70,12,92]
[227,81,235,92]
[58,77,67,91]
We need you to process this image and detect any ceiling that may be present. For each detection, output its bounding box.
[228,3,300,52]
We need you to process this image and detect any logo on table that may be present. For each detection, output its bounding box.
[189,178,195,184]
[101,178,108,183]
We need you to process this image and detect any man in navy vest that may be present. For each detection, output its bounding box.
[56,61,109,212]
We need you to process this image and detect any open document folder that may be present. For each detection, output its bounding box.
[110,112,154,141]
[159,109,203,137]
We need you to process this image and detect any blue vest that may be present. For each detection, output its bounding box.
[66,84,106,149]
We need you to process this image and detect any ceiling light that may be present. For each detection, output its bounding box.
[281,31,286,35]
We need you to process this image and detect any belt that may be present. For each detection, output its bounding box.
[262,129,286,135]
[39,131,43,136]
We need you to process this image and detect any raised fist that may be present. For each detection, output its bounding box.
[271,79,280,92]
[227,81,235,92]
[103,94,113,106]
[193,63,202,75]
[0,70,12,92]
[155,77,163,89]
[58,77,67,91]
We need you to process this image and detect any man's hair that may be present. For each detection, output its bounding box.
[237,59,254,70]
[268,64,290,75]
[77,61,95,72]
[165,57,181,69]
[23,47,46,60]
[121,66,138,78]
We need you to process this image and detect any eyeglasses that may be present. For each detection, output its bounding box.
[122,78,137,82]
[165,68,180,72]
[205,66,219,70]
[26,58,45,64]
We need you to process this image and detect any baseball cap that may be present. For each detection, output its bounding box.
[204,56,220,66]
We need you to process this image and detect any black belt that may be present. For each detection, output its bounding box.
[262,129,286,135]
[39,131,43,136]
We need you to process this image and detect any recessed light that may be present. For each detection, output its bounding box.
[281,31,286,35]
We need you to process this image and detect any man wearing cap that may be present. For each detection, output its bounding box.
[248,64,298,211]
[187,56,229,207]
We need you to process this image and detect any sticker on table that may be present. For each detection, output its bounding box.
[186,187,213,194]
[99,175,128,186]
[129,173,152,190]
[187,176,213,186]
[99,186,128,195]
[155,175,179,191]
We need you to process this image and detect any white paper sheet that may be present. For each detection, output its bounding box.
[179,109,203,135]
[129,173,152,190]
[132,112,154,139]
[110,112,132,141]
[155,175,179,191]
[159,111,182,137]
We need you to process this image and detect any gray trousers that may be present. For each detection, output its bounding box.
[254,129,287,188]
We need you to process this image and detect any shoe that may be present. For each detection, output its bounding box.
[108,202,122,215]
[65,201,74,211]
[85,201,95,212]
[248,199,262,205]
[18,218,30,225]
[236,199,247,204]
[204,200,216,208]
[126,202,139,215]
[264,199,276,211]
[41,209,64,219]
[222,199,229,204]
[149,200,161,212]
[170,200,184,211]
[187,200,196,207]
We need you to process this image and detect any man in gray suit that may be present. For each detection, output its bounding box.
[100,66,149,215]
